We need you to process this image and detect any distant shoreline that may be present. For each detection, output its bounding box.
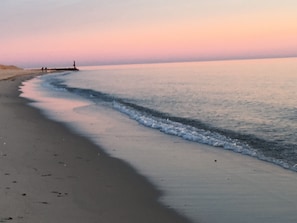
[43,67,79,71]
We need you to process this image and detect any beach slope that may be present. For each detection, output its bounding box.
[0,69,190,222]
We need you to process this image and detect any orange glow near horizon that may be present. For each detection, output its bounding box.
[1,1,297,67]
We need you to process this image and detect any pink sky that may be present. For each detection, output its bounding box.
[1,0,297,68]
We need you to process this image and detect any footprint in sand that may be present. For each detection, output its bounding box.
[0,217,13,222]
[39,201,49,205]
[51,191,69,197]
[41,173,52,177]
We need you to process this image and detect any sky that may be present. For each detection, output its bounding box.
[1,0,297,68]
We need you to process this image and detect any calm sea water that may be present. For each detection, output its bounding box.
[32,58,297,170]
[20,58,297,222]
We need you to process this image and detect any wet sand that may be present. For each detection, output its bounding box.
[3,67,297,223]
[0,69,191,222]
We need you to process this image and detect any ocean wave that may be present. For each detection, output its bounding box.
[112,101,297,171]
[44,74,297,172]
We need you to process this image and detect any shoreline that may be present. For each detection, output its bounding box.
[0,69,42,81]
[0,72,191,222]
[4,67,297,222]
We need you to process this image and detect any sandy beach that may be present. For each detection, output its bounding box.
[3,65,297,223]
[0,66,41,81]
[0,68,190,222]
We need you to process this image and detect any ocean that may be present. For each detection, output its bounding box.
[21,57,297,222]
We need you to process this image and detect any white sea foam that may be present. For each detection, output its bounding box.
[37,71,297,172]
[113,102,254,153]
[112,101,295,171]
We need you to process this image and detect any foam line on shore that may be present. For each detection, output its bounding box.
[0,73,191,223]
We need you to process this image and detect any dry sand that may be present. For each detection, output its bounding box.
[0,65,41,81]
[0,69,190,222]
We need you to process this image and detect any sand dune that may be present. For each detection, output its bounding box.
[0,64,22,70]
[0,65,40,80]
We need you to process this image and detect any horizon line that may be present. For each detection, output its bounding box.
[76,55,297,68]
[21,54,297,69]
